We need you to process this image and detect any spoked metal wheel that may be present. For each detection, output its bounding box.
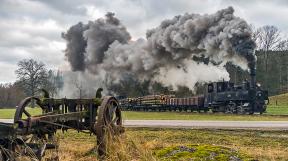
[14,97,45,124]
[95,96,123,157]
[226,102,237,114]
[236,106,244,114]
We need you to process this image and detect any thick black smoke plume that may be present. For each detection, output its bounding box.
[61,22,88,71]
[62,12,131,73]
[62,7,256,93]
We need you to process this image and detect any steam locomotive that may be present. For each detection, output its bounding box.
[119,67,269,114]
[204,80,268,114]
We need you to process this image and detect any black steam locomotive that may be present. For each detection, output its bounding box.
[205,67,268,114]
[120,67,269,114]
[204,80,268,114]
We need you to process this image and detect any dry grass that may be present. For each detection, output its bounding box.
[56,130,157,161]
[53,128,288,161]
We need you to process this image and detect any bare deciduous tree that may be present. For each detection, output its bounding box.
[275,39,288,51]
[250,24,262,48]
[258,25,281,51]
[15,59,49,98]
[257,25,281,89]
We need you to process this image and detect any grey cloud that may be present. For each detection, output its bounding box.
[30,0,88,15]
[0,47,31,64]
[0,0,89,26]
[0,62,17,83]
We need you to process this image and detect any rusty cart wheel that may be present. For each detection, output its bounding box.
[95,96,123,157]
[14,97,44,124]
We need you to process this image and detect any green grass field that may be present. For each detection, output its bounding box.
[0,107,42,119]
[266,105,288,115]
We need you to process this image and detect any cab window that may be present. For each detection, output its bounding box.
[208,84,214,93]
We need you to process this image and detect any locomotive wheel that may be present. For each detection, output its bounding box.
[95,96,123,157]
[226,102,236,114]
[225,108,232,114]
[236,105,244,114]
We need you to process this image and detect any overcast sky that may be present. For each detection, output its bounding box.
[1,0,288,83]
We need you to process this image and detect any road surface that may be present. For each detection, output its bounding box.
[1,119,288,130]
[0,119,13,123]
[124,120,288,130]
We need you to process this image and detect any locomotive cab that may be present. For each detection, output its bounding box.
[207,82,234,93]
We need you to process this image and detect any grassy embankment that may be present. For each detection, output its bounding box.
[268,93,288,115]
[53,128,288,161]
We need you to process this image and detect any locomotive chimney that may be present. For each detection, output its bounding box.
[250,63,256,89]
